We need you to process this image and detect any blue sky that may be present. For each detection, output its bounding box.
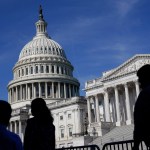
[0,0,150,100]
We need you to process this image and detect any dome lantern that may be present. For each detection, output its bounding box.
[35,5,48,38]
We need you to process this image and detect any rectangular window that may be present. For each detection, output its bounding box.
[36,66,38,73]
[46,65,49,73]
[51,65,54,73]
[41,66,44,73]
[68,114,71,119]
[69,128,72,137]
[61,129,64,138]
[30,67,33,74]
[26,68,28,75]
[22,69,24,76]
[60,116,63,120]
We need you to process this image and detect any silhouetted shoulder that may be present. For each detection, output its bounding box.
[0,126,23,150]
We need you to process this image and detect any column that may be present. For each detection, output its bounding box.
[87,97,91,124]
[114,86,121,126]
[104,89,111,122]
[64,83,67,98]
[135,80,140,98]
[10,122,12,131]
[16,86,18,101]
[52,82,54,98]
[34,83,36,98]
[12,88,14,102]
[20,85,22,101]
[76,108,81,134]
[32,83,34,99]
[9,90,11,103]
[28,84,30,99]
[58,82,61,98]
[45,82,48,98]
[14,121,17,134]
[39,82,41,97]
[26,84,28,100]
[19,121,22,137]
[69,84,71,98]
[95,95,100,123]
[124,83,132,125]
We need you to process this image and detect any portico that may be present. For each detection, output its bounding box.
[85,54,150,136]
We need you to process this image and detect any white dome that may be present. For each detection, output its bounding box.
[19,36,66,60]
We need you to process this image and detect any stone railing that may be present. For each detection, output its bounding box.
[85,77,103,88]
[47,96,86,109]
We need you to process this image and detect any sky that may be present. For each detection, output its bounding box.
[1,0,150,100]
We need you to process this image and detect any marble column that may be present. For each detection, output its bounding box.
[16,86,18,101]
[58,82,61,98]
[52,82,54,98]
[87,97,92,125]
[69,84,71,98]
[124,83,132,125]
[104,89,111,122]
[32,83,34,99]
[10,122,12,131]
[76,108,81,134]
[14,121,17,134]
[20,85,22,101]
[28,84,30,99]
[95,95,100,123]
[39,82,41,97]
[34,83,36,98]
[19,121,22,137]
[12,88,14,102]
[45,82,48,98]
[135,80,140,98]
[64,83,67,98]
[114,86,121,126]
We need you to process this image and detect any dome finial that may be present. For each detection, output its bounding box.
[39,5,44,20]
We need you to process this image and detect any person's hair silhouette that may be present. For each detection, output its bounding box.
[133,64,150,150]
[0,100,12,126]
[24,98,55,150]
[0,100,23,150]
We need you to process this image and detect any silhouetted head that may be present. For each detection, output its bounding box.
[31,98,53,122]
[0,100,12,126]
[31,98,47,117]
[137,64,150,89]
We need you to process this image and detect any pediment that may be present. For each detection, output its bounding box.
[103,54,150,79]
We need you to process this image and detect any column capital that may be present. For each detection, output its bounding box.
[133,79,139,84]
[123,82,129,88]
[103,87,108,92]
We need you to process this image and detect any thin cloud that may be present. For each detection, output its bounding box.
[115,0,139,17]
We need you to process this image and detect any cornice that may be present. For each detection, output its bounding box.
[8,75,80,88]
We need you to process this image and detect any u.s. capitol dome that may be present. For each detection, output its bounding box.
[8,6,80,109]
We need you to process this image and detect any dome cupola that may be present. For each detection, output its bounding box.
[19,5,67,61]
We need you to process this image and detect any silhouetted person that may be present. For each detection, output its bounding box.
[24,98,55,150]
[133,64,150,150]
[0,100,23,150]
